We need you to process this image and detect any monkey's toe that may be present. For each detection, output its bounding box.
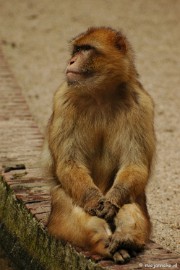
[113,249,131,264]
[119,249,131,261]
[113,252,125,264]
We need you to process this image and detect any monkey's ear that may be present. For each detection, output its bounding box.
[115,33,127,53]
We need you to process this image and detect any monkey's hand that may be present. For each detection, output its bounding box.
[96,200,119,222]
[83,188,119,221]
[84,197,105,216]
[85,199,118,221]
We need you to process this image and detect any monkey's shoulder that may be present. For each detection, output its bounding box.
[133,83,154,115]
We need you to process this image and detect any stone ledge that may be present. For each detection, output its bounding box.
[0,175,104,270]
[0,47,179,270]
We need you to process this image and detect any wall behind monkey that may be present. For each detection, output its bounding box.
[0,0,179,252]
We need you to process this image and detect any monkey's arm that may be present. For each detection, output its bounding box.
[96,163,149,222]
[56,161,105,215]
[105,164,149,207]
[106,125,155,207]
[106,92,155,208]
[48,84,106,214]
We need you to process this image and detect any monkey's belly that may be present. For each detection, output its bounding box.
[90,155,117,194]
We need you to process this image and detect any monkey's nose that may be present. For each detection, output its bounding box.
[70,60,75,65]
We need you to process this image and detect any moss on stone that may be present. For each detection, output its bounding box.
[0,176,104,270]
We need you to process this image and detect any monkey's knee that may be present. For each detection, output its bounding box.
[86,216,112,257]
[109,203,151,256]
[117,203,150,238]
[47,186,73,234]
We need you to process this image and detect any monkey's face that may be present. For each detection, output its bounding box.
[66,27,134,89]
[66,44,95,85]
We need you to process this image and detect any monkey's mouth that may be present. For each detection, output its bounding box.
[66,70,82,76]
[66,67,93,84]
[66,70,83,82]
[66,68,92,83]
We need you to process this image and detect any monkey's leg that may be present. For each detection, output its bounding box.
[48,186,111,257]
[109,202,151,263]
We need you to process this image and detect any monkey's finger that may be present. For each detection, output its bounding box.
[96,207,108,218]
[104,208,117,221]
[104,202,119,220]
[97,201,115,217]
[87,208,96,216]
[97,198,105,211]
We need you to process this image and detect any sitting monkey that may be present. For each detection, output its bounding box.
[43,27,155,263]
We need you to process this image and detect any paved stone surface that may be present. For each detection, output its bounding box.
[0,48,179,269]
[0,47,50,224]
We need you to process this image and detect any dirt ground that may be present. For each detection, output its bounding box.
[0,0,179,259]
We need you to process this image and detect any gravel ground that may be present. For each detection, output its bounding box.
[0,1,179,267]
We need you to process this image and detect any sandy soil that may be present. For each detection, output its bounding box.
[0,0,179,256]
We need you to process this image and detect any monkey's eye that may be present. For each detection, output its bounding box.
[81,45,93,51]
[72,46,80,54]
[73,45,94,55]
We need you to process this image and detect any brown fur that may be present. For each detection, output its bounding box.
[43,27,156,262]
[48,186,111,257]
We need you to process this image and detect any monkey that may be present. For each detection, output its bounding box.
[44,26,156,263]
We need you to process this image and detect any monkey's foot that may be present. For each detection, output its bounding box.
[109,231,145,263]
[112,249,138,264]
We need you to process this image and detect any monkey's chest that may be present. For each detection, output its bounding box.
[77,123,113,155]
[77,122,121,188]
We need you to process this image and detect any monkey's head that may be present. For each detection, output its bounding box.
[66,27,137,91]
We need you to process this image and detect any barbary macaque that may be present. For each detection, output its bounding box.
[44,27,155,263]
